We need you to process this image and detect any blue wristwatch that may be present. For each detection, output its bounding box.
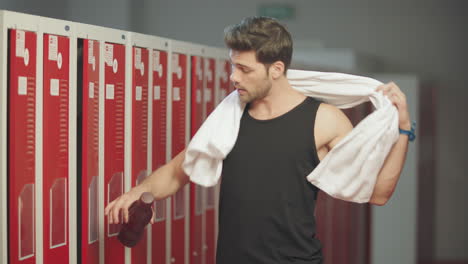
[399,121,416,142]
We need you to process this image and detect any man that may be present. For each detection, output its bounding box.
[105,17,412,263]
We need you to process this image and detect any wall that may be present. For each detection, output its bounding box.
[371,74,419,264]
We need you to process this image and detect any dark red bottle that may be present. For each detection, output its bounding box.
[117,192,154,247]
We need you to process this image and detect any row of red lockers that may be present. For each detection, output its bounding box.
[8,29,234,264]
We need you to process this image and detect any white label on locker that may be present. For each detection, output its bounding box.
[89,82,95,99]
[196,89,202,104]
[48,35,58,61]
[140,63,144,76]
[50,79,59,96]
[106,84,115,100]
[153,50,160,72]
[135,48,141,69]
[88,40,94,64]
[135,86,142,101]
[16,30,25,58]
[176,66,182,79]
[24,48,29,66]
[172,54,179,72]
[154,85,161,100]
[91,56,96,71]
[173,87,181,101]
[105,44,113,67]
[112,59,118,73]
[157,65,163,78]
[57,53,63,70]
[18,76,28,95]
[204,88,212,102]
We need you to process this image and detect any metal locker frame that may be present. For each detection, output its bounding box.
[0,9,78,264]
[169,39,192,264]
[75,20,129,264]
[128,32,172,264]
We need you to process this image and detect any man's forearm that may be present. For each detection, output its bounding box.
[137,150,190,200]
[370,134,409,205]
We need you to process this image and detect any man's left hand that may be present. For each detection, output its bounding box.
[376,82,411,130]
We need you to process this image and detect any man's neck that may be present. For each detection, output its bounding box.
[249,78,306,120]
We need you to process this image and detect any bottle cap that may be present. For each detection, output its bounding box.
[141,192,154,204]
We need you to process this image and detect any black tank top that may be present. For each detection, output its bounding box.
[217,97,324,264]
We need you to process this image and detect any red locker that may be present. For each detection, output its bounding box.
[191,56,204,134]
[190,56,204,264]
[8,29,37,264]
[81,39,100,264]
[43,33,70,264]
[203,57,216,264]
[218,59,232,103]
[131,46,150,264]
[204,58,215,115]
[151,49,169,264]
[171,52,188,264]
[104,42,126,264]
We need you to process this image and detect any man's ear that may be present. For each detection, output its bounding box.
[269,61,285,79]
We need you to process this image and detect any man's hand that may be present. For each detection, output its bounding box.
[376,82,411,130]
[105,185,147,224]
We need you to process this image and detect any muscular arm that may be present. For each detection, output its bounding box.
[369,82,411,205]
[368,134,409,205]
[104,150,190,224]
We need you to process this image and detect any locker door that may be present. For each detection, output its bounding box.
[104,42,126,264]
[218,59,231,103]
[203,57,216,264]
[8,29,37,264]
[151,49,169,264]
[190,55,204,264]
[171,52,188,264]
[80,39,100,264]
[43,33,70,264]
[204,58,215,115]
[131,46,150,264]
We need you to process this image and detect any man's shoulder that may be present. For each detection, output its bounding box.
[316,103,342,122]
[315,103,353,149]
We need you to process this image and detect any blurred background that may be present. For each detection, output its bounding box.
[1,0,467,263]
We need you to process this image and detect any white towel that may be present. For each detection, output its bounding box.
[183,69,400,203]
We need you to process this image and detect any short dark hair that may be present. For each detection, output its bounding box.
[224,16,293,73]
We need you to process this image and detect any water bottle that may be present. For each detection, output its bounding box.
[117,192,154,247]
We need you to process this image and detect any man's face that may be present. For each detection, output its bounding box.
[229,50,272,103]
